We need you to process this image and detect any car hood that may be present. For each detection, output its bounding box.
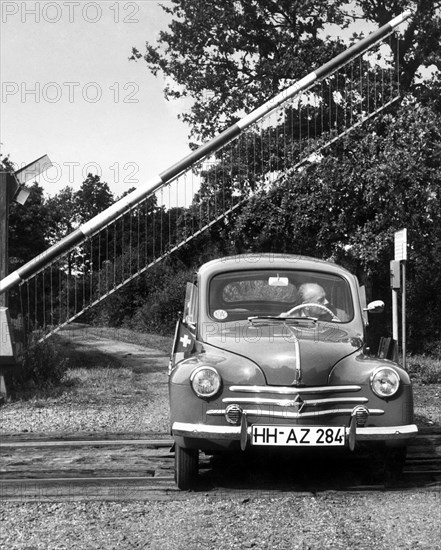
[203,321,363,386]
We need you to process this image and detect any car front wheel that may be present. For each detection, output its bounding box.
[175,444,199,490]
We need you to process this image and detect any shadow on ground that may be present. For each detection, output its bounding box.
[192,447,440,493]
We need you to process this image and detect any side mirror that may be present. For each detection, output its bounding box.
[363,300,385,314]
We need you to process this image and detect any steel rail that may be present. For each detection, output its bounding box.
[0,469,439,495]
[1,470,439,485]
[0,439,173,448]
[0,476,175,483]
[0,10,412,295]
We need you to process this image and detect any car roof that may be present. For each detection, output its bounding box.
[198,254,354,278]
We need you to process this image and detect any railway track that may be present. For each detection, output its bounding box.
[1,429,440,501]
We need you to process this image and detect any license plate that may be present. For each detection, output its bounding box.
[251,425,345,446]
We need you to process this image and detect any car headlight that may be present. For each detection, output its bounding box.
[370,366,400,398]
[190,366,222,399]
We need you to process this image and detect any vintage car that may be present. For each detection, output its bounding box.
[169,254,417,489]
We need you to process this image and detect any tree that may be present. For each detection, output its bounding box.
[1,155,50,270]
[132,0,348,140]
[8,182,52,270]
[44,176,114,246]
[132,0,441,141]
[356,0,441,89]
[45,186,77,244]
[0,153,15,173]
[74,174,114,223]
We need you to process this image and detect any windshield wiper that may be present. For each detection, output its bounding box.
[248,315,317,324]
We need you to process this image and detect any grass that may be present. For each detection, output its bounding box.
[64,366,142,404]
[7,329,162,404]
[54,335,126,370]
[52,331,162,405]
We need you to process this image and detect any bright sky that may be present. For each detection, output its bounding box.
[0,0,191,197]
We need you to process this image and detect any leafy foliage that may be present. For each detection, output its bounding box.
[132,0,348,140]
[75,174,114,223]
[8,182,52,270]
[407,354,441,384]
[2,168,116,273]
[125,266,193,334]
[90,258,194,335]
[10,340,69,395]
[45,186,77,244]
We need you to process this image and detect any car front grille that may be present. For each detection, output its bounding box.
[205,384,384,422]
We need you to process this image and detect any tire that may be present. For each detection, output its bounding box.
[175,444,199,490]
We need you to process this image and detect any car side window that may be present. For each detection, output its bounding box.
[184,282,198,328]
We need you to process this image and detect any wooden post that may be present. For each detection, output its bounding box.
[401,261,407,370]
[0,171,19,399]
[0,172,10,398]
[0,171,10,308]
[390,260,401,357]
[394,230,407,367]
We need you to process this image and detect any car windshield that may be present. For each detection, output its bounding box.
[209,269,354,323]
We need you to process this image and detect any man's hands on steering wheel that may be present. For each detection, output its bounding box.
[282,303,340,321]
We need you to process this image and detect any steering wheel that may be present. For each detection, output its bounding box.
[283,303,340,321]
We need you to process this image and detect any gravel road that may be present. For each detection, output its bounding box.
[1,492,440,550]
[1,328,440,550]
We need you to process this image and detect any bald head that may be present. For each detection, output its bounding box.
[298,283,328,305]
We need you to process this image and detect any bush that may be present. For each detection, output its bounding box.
[10,340,69,394]
[407,354,441,385]
[422,339,441,358]
[124,267,193,335]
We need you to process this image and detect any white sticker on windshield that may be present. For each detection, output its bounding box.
[213,309,228,320]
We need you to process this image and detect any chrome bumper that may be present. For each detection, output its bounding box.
[172,421,418,441]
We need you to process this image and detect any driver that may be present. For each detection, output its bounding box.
[296,283,336,320]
